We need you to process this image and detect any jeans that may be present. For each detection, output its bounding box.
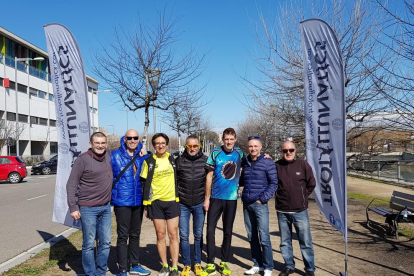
[179,202,205,266]
[277,210,315,272]
[114,206,143,270]
[243,202,273,270]
[80,203,112,276]
[206,198,237,263]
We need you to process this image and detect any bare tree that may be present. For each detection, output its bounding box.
[241,0,392,149]
[34,127,56,155]
[93,9,206,149]
[371,0,414,130]
[160,89,205,152]
[0,121,25,154]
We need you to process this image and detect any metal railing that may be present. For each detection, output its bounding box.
[3,54,49,81]
[29,65,47,80]
[5,55,14,67]
[16,61,27,72]
[348,159,414,185]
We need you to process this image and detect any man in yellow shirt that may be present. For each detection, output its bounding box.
[140,133,179,276]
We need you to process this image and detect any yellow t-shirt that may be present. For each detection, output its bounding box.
[140,153,176,202]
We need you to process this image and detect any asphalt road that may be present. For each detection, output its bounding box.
[0,172,70,264]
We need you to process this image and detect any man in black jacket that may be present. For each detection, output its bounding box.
[275,141,316,276]
[175,135,208,276]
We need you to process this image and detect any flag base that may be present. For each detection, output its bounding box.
[339,272,346,276]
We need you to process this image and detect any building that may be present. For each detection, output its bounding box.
[0,27,101,157]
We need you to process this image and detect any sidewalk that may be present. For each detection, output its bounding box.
[8,176,414,276]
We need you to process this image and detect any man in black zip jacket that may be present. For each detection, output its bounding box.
[175,135,208,276]
[275,141,316,276]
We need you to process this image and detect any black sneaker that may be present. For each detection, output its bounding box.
[279,267,294,276]
[305,271,315,276]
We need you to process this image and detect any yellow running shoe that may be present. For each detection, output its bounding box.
[199,263,216,276]
[181,266,191,276]
[218,262,231,275]
[194,264,203,276]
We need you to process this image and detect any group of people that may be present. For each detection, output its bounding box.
[66,127,317,276]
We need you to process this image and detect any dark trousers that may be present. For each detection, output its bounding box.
[206,198,237,263]
[114,205,144,270]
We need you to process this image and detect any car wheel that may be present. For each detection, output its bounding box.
[42,167,52,175]
[8,172,21,184]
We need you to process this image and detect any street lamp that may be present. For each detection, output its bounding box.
[145,69,161,134]
[14,56,44,156]
[90,89,110,133]
[194,117,200,139]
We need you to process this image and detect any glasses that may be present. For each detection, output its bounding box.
[155,142,167,147]
[126,136,139,140]
[248,136,260,140]
[186,144,200,149]
[282,149,295,153]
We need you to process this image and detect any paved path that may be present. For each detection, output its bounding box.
[0,174,69,264]
[3,176,414,276]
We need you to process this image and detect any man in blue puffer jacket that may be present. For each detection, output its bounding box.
[240,136,278,276]
[111,129,150,276]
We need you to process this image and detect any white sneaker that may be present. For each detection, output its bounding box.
[264,269,273,276]
[245,266,264,275]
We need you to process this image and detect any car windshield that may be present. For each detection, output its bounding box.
[15,157,25,163]
[48,155,58,162]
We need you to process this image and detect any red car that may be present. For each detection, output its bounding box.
[0,156,27,183]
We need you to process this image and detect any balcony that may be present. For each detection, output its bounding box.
[5,55,14,67]
[3,54,49,81]
[17,61,27,72]
[29,66,47,80]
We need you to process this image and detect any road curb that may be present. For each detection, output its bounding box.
[0,227,78,274]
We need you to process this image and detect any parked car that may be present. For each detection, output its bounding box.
[0,156,27,183]
[31,155,58,175]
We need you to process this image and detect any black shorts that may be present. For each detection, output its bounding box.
[148,200,180,220]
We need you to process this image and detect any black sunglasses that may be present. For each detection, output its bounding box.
[248,136,260,141]
[126,136,139,140]
[282,149,295,153]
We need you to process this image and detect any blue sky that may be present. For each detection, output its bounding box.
[3,1,406,137]
[2,0,270,136]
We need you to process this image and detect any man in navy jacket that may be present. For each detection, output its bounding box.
[111,129,150,276]
[240,136,278,276]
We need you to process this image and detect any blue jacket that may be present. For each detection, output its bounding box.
[111,136,147,206]
[240,153,278,204]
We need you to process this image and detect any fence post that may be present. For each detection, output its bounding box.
[397,161,401,182]
[377,160,380,179]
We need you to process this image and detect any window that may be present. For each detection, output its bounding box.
[39,118,48,125]
[30,116,38,124]
[50,120,56,127]
[38,91,46,99]
[7,112,16,121]
[18,114,28,123]
[49,94,54,101]
[50,142,57,154]
[18,83,27,94]
[8,81,15,90]
[0,157,11,165]
[30,89,37,98]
